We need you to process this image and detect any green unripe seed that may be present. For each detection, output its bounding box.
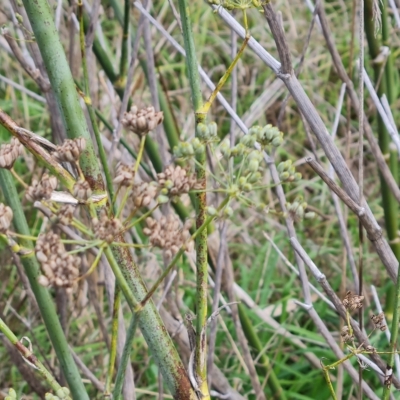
[207,206,217,216]
[208,122,218,137]
[157,194,169,204]
[243,183,252,192]
[248,125,262,137]
[223,206,233,218]
[196,123,209,139]
[272,136,283,147]
[305,212,316,219]
[279,171,290,181]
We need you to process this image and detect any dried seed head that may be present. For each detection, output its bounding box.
[25,174,58,202]
[73,179,92,201]
[384,365,393,389]
[57,205,77,225]
[143,214,193,259]
[92,209,122,243]
[363,344,377,353]
[35,231,80,292]
[0,138,23,169]
[114,163,135,187]
[131,181,158,208]
[342,291,364,312]
[122,105,164,136]
[157,165,204,197]
[0,203,13,233]
[340,326,354,343]
[53,138,86,163]
[371,312,386,331]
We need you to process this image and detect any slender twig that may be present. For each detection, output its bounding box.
[207,222,227,382]
[327,83,359,290]
[0,318,72,399]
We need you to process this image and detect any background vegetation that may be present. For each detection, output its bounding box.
[0,0,399,399]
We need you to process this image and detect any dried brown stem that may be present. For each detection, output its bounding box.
[290,237,400,390]
[261,2,398,285]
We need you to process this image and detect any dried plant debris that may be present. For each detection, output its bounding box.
[342,291,364,312]
[0,203,13,233]
[25,173,58,202]
[384,364,393,389]
[144,214,193,259]
[340,326,354,343]
[0,137,23,169]
[114,163,135,187]
[52,138,86,163]
[92,209,122,243]
[35,232,80,292]
[73,178,92,201]
[122,105,164,136]
[371,312,387,331]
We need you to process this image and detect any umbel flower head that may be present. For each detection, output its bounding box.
[0,137,23,169]
[143,214,193,259]
[342,290,364,312]
[25,173,58,202]
[92,209,122,244]
[122,105,164,136]
[131,181,158,208]
[35,232,81,292]
[53,138,86,163]
[114,163,135,187]
[157,165,204,197]
[0,203,13,234]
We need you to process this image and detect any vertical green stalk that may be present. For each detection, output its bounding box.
[78,0,114,202]
[104,287,121,396]
[364,0,400,316]
[364,3,400,397]
[119,0,130,81]
[112,314,139,400]
[382,268,400,399]
[23,0,104,193]
[0,169,89,400]
[177,0,209,397]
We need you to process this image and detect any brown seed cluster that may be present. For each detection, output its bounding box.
[0,138,23,169]
[57,205,77,225]
[143,214,193,259]
[122,105,164,136]
[371,312,386,331]
[340,326,354,343]
[73,179,92,201]
[53,138,86,163]
[0,203,13,234]
[131,181,158,208]
[35,232,81,292]
[92,210,122,243]
[25,173,58,202]
[342,291,364,312]
[114,163,135,187]
[362,344,377,353]
[157,165,203,197]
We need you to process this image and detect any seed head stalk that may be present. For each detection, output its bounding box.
[177,0,211,396]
